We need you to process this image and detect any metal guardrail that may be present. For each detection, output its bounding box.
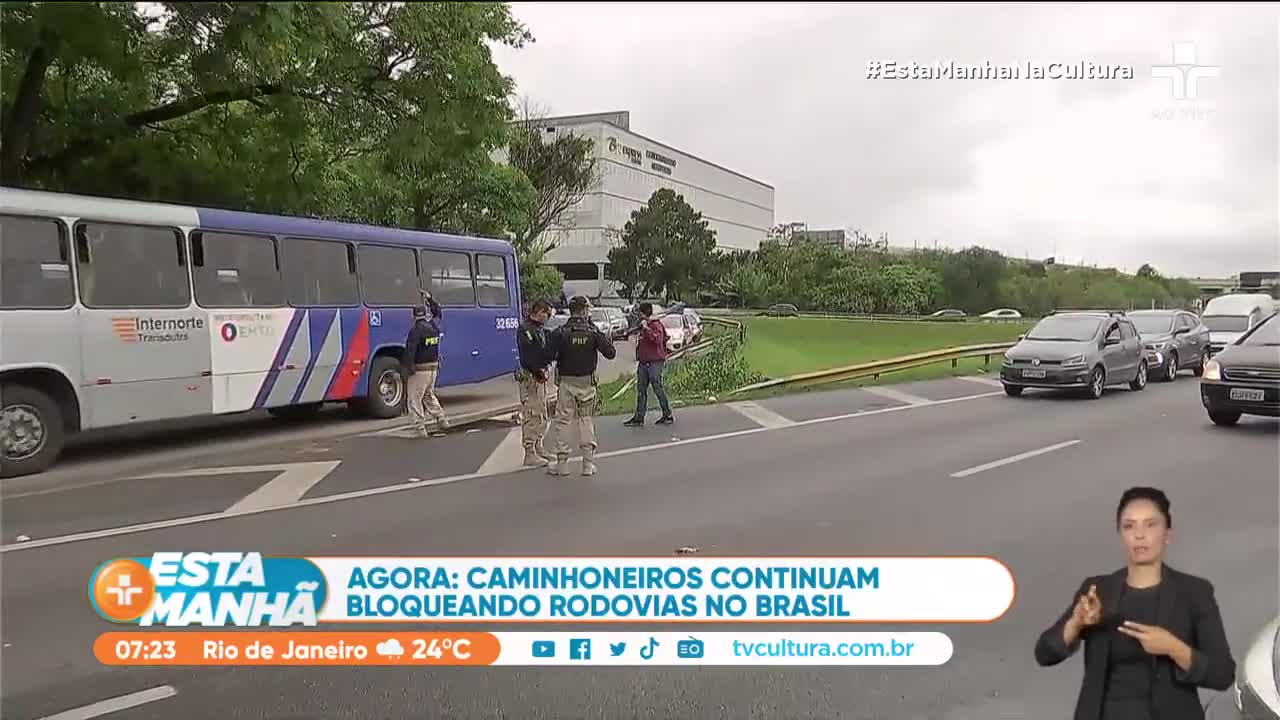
[699,308,1034,324]
[728,342,1016,396]
[605,317,744,402]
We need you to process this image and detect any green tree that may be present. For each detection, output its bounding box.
[2,1,532,237]
[1136,263,1160,279]
[517,253,564,309]
[504,101,602,257]
[609,188,717,303]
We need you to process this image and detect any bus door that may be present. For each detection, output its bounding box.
[471,252,521,383]
[73,221,211,427]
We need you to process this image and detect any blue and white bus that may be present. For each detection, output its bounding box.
[0,188,522,477]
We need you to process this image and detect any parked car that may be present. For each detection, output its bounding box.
[765,303,799,317]
[1127,309,1212,382]
[928,309,967,320]
[590,308,628,339]
[683,309,704,342]
[662,313,699,352]
[1000,311,1148,399]
[1201,311,1280,426]
[981,308,1023,320]
[1235,615,1280,720]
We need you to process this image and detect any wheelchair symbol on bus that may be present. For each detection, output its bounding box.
[369,310,382,327]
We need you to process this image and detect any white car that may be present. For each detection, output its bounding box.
[682,309,704,342]
[663,314,690,351]
[981,308,1023,320]
[1236,615,1280,719]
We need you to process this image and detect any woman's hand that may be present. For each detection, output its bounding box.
[1071,584,1103,628]
[1118,622,1190,661]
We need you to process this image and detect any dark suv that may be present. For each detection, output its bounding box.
[1201,311,1280,426]
[1127,309,1212,382]
[1001,312,1148,399]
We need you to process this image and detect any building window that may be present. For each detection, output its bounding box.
[0,214,74,309]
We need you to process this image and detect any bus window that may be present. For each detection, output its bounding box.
[281,237,359,307]
[75,221,190,309]
[191,230,284,308]
[358,244,419,306]
[421,249,475,306]
[0,214,74,309]
[476,254,510,308]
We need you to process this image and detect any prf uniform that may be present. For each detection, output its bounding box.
[402,298,447,437]
[544,300,617,476]
[515,313,556,466]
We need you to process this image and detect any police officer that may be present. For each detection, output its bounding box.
[516,299,557,466]
[544,295,616,476]
[403,291,448,438]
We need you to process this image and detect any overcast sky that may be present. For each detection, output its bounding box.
[492,2,1279,278]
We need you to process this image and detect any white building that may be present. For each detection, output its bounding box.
[531,111,774,300]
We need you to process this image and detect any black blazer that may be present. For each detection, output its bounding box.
[1035,566,1235,720]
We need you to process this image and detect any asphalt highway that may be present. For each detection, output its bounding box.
[1,372,1276,719]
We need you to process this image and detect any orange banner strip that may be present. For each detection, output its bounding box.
[94,632,500,666]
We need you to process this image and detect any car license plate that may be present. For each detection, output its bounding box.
[1229,388,1265,402]
[1022,369,1047,379]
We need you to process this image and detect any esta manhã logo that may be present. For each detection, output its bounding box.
[89,552,327,627]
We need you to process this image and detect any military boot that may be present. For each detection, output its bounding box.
[547,454,571,476]
[581,450,597,476]
[523,449,549,467]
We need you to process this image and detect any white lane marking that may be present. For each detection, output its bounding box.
[958,375,1004,388]
[0,390,1001,552]
[861,385,931,406]
[726,401,796,428]
[477,428,526,475]
[949,440,1082,478]
[223,461,343,514]
[37,685,177,720]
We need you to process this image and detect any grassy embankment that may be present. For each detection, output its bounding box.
[596,316,1033,415]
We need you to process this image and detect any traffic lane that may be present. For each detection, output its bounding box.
[0,386,1173,703]
[0,390,1029,701]
[12,391,1272,720]
[2,375,519,496]
[0,402,774,547]
[1,470,277,543]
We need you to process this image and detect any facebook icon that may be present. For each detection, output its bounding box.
[569,638,592,660]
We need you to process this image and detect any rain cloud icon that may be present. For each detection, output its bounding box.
[376,639,405,657]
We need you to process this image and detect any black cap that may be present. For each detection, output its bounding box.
[568,295,591,312]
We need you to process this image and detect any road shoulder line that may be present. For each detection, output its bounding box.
[0,390,1001,553]
[950,440,1082,478]
[36,685,177,720]
[726,401,796,428]
[861,385,931,405]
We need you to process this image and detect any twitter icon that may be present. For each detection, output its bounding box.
[610,642,626,657]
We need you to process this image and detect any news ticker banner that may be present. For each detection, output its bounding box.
[95,631,954,666]
[89,554,1015,626]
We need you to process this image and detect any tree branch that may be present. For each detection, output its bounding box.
[1,36,56,183]
[24,82,288,178]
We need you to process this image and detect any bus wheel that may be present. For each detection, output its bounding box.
[1,385,66,478]
[358,356,405,419]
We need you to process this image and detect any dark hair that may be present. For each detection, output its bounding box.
[569,296,590,315]
[529,299,553,315]
[1116,486,1172,529]
[638,302,654,317]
